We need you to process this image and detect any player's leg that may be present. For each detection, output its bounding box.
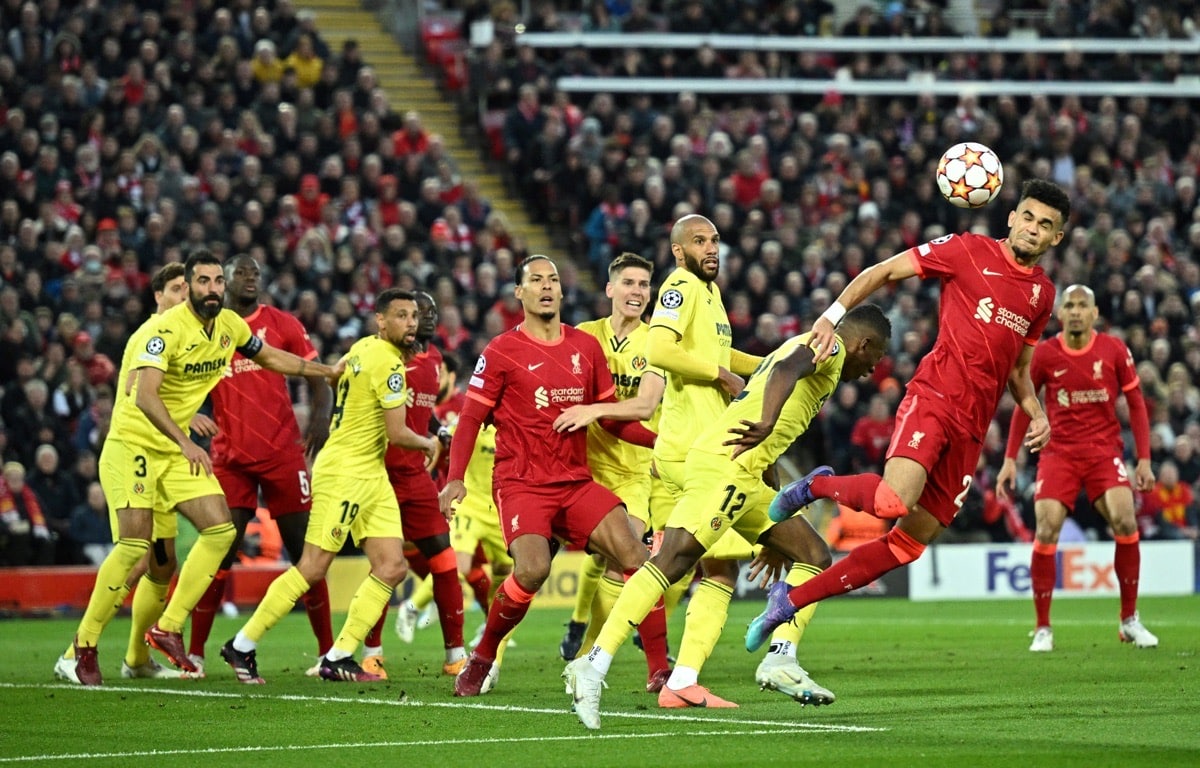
[456,532,552,697]
[753,513,836,704]
[747,457,937,651]
[1095,484,1157,647]
[58,505,153,685]
[276,510,334,666]
[57,440,156,685]
[563,553,605,660]
[123,536,183,678]
[413,532,468,674]
[189,505,254,663]
[1030,498,1068,651]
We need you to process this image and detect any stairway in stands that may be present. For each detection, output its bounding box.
[298,1,555,259]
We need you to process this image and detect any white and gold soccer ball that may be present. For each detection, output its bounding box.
[935,142,1004,209]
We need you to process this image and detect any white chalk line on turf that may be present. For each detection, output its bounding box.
[0,682,884,734]
[0,729,804,763]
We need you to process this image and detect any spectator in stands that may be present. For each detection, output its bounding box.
[68,480,112,566]
[27,443,80,564]
[0,460,52,566]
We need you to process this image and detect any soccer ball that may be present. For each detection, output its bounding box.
[936,142,1004,209]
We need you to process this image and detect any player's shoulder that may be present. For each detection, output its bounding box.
[575,317,607,339]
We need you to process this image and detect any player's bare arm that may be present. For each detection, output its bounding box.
[1007,344,1050,452]
[646,323,738,392]
[554,371,665,432]
[811,252,917,363]
[724,345,815,458]
[251,343,345,381]
[134,365,213,476]
[189,412,219,438]
[385,404,437,465]
[302,371,333,457]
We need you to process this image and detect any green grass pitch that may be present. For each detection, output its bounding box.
[2,595,1197,767]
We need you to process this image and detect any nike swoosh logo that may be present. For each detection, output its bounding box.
[675,692,708,707]
[185,344,199,351]
[1053,369,1067,377]
[527,363,544,371]
[982,268,1002,276]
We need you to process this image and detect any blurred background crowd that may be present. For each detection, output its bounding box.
[1,0,1198,567]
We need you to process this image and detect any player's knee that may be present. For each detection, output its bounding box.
[885,527,925,565]
[512,561,550,593]
[147,557,175,582]
[373,558,408,587]
[201,521,237,550]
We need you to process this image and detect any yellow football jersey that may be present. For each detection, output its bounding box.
[692,332,846,476]
[461,422,497,499]
[649,266,733,463]
[113,302,253,454]
[312,335,408,478]
[576,318,661,482]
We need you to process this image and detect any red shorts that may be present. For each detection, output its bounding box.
[214,451,312,517]
[389,467,449,541]
[1035,451,1130,508]
[493,479,623,550]
[886,392,982,527]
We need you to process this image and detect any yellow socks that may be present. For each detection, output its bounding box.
[76,538,149,647]
[126,575,170,666]
[158,522,235,633]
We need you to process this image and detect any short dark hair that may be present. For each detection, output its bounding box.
[442,352,461,376]
[1019,179,1071,225]
[375,287,415,314]
[184,249,221,281]
[608,252,653,281]
[515,254,555,285]
[151,262,185,293]
[841,302,892,341]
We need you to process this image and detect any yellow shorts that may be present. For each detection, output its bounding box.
[306,471,401,553]
[647,472,675,533]
[450,495,512,569]
[665,450,772,557]
[595,469,651,530]
[100,439,214,541]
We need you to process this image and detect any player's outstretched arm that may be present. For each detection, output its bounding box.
[724,344,814,458]
[384,404,437,459]
[1007,344,1049,453]
[252,343,344,381]
[811,252,917,364]
[554,371,665,432]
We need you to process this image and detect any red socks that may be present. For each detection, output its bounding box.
[809,473,908,519]
[787,528,924,609]
[474,575,534,661]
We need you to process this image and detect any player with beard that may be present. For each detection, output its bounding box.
[55,250,342,685]
[185,254,335,676]
[440,255,659,697]
[997,284,1158,651]
[745,179,1069,654]
[221,289,437,683]
[362,292,467,679]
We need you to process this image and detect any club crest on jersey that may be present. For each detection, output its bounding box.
[510,515,520,533]
[907,431,925,449]
[256,327,268,340]
[330,526,343,540]
[631,355,647,371]
[1093,360,1103,379]
[710,517,722,531]
[387,372,405,392]
[132,482,144,495]
[220,334,232,349]
[660,289,684,309]
[1030,283,1041,308]
[145,336,166,355]
[571,352,582,375]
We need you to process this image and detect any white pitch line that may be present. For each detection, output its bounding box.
[1,729,807,764]
[0,682,885,733]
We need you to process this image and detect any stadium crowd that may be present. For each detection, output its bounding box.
[1,0,1199,567]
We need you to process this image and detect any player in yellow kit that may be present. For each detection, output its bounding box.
[565,304,892,728]
[559,253,673,690]
[220,289,438,683]
[54,251,341,686]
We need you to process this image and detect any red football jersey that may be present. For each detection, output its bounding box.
[1032,332,1139,459]
[906,233,1055,440]
[466,324,615,486]
[211,305,317,465]
[385,344,442,473]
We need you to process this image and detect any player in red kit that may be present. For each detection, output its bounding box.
[439,255,659,697]
[997,284,1158,651]
[362,291,466,678]
[746,179,1071,652]
[188,254,334,675]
